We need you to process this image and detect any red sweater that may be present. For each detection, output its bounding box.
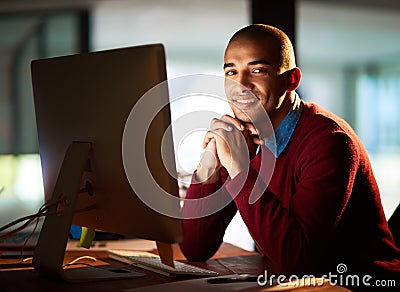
[180,101,400,277]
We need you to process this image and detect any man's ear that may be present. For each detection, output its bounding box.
[286,67,302,91]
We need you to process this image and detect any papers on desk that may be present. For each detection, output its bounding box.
[124,276,352,292]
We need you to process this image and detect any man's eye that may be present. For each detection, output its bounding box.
[225,70,236,76]
[253,68,265,73]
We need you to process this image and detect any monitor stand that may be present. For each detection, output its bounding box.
[32,142,149,282]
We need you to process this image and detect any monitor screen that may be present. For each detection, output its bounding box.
[31,44,182,249]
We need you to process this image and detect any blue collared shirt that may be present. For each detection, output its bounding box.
[262,95,302,157]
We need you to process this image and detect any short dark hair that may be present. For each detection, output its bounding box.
[229,24,296,71]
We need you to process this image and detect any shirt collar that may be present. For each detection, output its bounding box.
[263,94,302,157]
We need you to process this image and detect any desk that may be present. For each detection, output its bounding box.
[0,241,350,291]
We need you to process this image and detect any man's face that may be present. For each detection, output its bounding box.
[223,38,288,124]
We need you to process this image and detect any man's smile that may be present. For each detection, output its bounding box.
[230,94,259,109]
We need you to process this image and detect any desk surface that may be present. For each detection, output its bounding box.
[0,240,350,292]
[0,241,258,291]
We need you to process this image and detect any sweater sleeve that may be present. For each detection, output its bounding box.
[179,168,237,261]
[225,131,358,274]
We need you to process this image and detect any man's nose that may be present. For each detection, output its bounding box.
[237,73,253,91]
[225,73,253,97]
[229,82,252,98]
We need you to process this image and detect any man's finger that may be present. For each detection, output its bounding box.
[202,130,224,148]
[243,123,259,136]
[210,118,233,132]
[202,128,230,149]
[202,133,214,148]
[252,136,264,145]
[220,115,244,131]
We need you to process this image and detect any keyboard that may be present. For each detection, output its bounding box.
[107,249,218,277]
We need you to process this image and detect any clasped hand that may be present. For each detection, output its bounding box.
[196,115,263,183]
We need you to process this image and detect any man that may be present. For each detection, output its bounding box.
[179,24,400,279]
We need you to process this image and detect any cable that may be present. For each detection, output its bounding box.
[22,257,33,263]
[62,256,134,273]
[0,198,64,261]
[0,213,45,234]
[0,195,65,235]
[63,255,97,268]
[0,194,94,241]
[0,193,97,262]
[0,208,62,240]
[20,211,42,260]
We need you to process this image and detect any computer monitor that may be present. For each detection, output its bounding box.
[30,44,182,281]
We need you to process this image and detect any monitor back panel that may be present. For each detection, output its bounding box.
[31,44,182,243]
